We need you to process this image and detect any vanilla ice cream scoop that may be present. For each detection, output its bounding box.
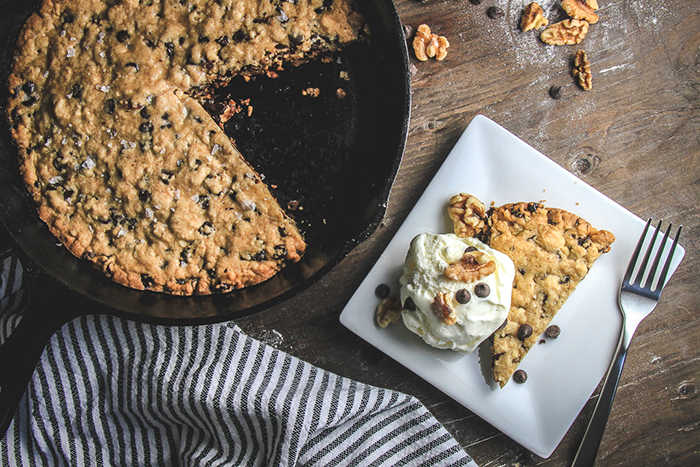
[399,233,515,353]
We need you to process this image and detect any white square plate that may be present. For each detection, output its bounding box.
[339,115,684,458]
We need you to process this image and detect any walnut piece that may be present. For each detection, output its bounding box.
[572,49,592,90]
[376,295,402,328]
[448,193,487,238]
[561,0,599,24]
[585,0,599,10]
[431,292,457,325]
[520,3,549,32]
[540,19,589,45]
[444,250,497,283]
[413,24,449,62]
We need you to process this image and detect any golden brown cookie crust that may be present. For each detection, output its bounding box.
[449,196,615,387]
[6,0,367,295]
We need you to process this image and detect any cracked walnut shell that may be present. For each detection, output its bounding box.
[520,3,549,32]
[540,19,589,45]
[572,49,592,90]
[413,24,449,62]
[561,0,599,24]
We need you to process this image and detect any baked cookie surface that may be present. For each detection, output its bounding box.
[449,194,615,387]
[6,0,367,294]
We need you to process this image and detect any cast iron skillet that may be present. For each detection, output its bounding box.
[0,0,411,437]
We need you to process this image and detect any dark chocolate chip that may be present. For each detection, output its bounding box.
[69,83,83,99]
[165,42,175,58]
[455,288,471,304]
[517,323,533,339]
[140,274,155,288]
[116,30,130,43]
[545,325,561,339]
[140,107,150,119]
[198,222,214,236]
[198,34,209,43]
[375,283,391,299]
[138,189,150,201]
[487,6,505,19]
[513,369,528,384]
[22,81,35,95]
[216,36,229,46]
[469,0,481,4]
[474,283,490,298]
[139,121,154,133]
[549,85,563,99]
[104,98,116,114]
[464,246,478,253]
[403,296,416,312]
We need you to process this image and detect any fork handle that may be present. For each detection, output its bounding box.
[572,325,635,467]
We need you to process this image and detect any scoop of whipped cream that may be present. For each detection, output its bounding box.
[399,233,515,353]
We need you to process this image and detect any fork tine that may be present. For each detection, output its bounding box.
[634,219,662,286]
[645,222,672,290]
[624,218,652,285]
[655,224,682,292]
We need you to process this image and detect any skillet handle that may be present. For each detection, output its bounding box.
[0,265,81,439]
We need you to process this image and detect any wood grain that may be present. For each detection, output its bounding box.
[236,0,700,464]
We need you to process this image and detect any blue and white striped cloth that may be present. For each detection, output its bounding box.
[0,249,477,466]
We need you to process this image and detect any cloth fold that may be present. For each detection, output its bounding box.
[0,250,477,466]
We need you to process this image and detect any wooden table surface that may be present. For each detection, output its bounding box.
[234,0,700,465]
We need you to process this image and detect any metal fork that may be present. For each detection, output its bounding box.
[572,218,682,466]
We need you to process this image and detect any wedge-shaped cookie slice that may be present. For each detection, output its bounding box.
[449,195,615,387]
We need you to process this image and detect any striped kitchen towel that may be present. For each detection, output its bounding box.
[0,250,478,467]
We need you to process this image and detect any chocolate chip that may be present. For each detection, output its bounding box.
[165,42,175,58]
[21,95,37,106]
[517,323,533,339]
[549,85,563,99]
[140,274,155,288]
[198,34,210,43]
[545,325,561,339]
[251,250,267,261]
[487,6,504,19]
[116,30,130,43]
[464,246,478,253]
[403,296,416,312]
[138,189,150,201]
[375,283,390,299]
[469,0,481,4]
[474,283,490,298]
[139,121,154,133]
[216,36,229,46]
[22,81,35,94]
[104,98,116,114]
[69,83,83,99]
[198,222,214,236]
[513,369,528,384]
[455,288,471,304]
[140,107,150,119]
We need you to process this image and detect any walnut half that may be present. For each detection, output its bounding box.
[376,295,402,328]
[572,49,592,90]
[431,292,457,325]
[448,193,487,238]
[520,3,549,32]
[413,24,450,62]
[561,0,599,24]
[540,19,589,45]
[444,250,497,282]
